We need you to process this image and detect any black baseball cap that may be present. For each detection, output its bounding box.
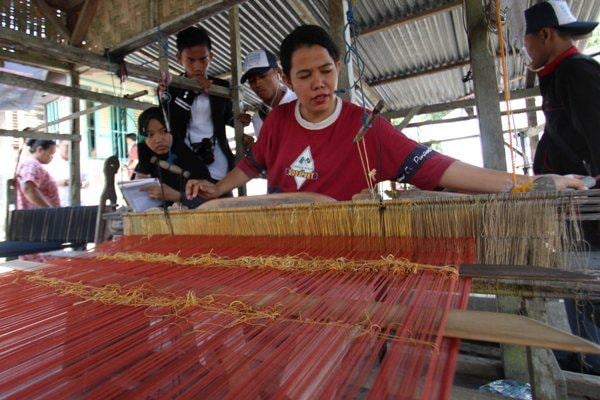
[525,1,598,36]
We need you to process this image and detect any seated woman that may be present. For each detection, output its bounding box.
[186,25,586,202]
[16,139,60,209]
[135,107,211,209]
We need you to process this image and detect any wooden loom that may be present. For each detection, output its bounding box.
[1,191,600,399]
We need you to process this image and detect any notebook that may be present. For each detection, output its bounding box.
[119,178,163,212]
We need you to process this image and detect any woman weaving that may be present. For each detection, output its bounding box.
[186,25,588,202]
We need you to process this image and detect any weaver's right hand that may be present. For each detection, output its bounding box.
[186,179,220,200]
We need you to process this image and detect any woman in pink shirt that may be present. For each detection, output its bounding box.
[16,139,60,209]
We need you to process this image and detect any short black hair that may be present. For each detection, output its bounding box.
[280,25,340,77]
[176,26,212,52]
[125,133,137,141]
[26,139,55,153]
[138,107,166,137]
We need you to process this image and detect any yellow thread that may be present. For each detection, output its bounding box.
[96,252,459,278]
[15,270,440,348]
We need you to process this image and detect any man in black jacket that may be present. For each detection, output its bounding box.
[160,26,235,184]
[525,1,599,179]
[525,1,599,375]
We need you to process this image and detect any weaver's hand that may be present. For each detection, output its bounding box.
[141,183,180,202]
[186,179,220,200]
[538,174,588,191]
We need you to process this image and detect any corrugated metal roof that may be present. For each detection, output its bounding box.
[6,0,599,114]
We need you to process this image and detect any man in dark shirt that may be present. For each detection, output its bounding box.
[158,26,235,184]
[525,1,599,375]
[525,1,599,178]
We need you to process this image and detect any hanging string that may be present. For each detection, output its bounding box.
[495,0,518,185]
[157,27,172,133]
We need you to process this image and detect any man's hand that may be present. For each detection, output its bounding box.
[158,72,171,98]
[195,76,213,92]
[141,183,180,202]
[243,134,255,148]
[186,179,220,200]
[236,113,252,127]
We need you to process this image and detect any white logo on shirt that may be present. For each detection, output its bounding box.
[285,146,318,189]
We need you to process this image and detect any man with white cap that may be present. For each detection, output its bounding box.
[524,1,600,375]
[237,49,296,141]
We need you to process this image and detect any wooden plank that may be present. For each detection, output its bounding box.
[445,309,600,355]
[31,91,148,131]
[0,48,71,73]
[228,5,246,197]
[329,0,355,102]
[461,264,596,282]
[396,106,543,129]
[395,105,423,130]
[0,71,154,110]
[198,193,336,209]
[525,298,568,400]
[0,28,230,98]
[359,0,462,37]
[368,59,470,87]
[108,0,249,57]
[70,68,81,206]
[383,87,541,119]
[0,129,80,141]
[69,0,99,46]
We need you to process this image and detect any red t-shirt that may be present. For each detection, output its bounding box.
[238,100,456,201]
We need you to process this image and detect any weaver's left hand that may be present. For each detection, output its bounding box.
[141,183,180,202]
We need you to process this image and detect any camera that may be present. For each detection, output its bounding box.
[191,137,215,165]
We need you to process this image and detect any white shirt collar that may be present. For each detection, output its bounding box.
[295,96,342,130]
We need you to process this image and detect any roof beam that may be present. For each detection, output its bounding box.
[108,0,249,57]
[0,27,230,98]
[396,105,543,129]
[368,59,470,87]
[359,0,462,37]
[384,87,541,119]
[0,71,154,110]
[0,48,71,73]
[69,0,99,46]
[288,0,320,25]
[0,129,80,141]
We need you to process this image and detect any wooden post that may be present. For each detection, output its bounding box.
[328,0,355,102]
[526,298,568,400]
[228,5,246,196]
[465,0,507,171]
[466,0,523,379]
[497,296,530,382]
[70,69,81,206]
